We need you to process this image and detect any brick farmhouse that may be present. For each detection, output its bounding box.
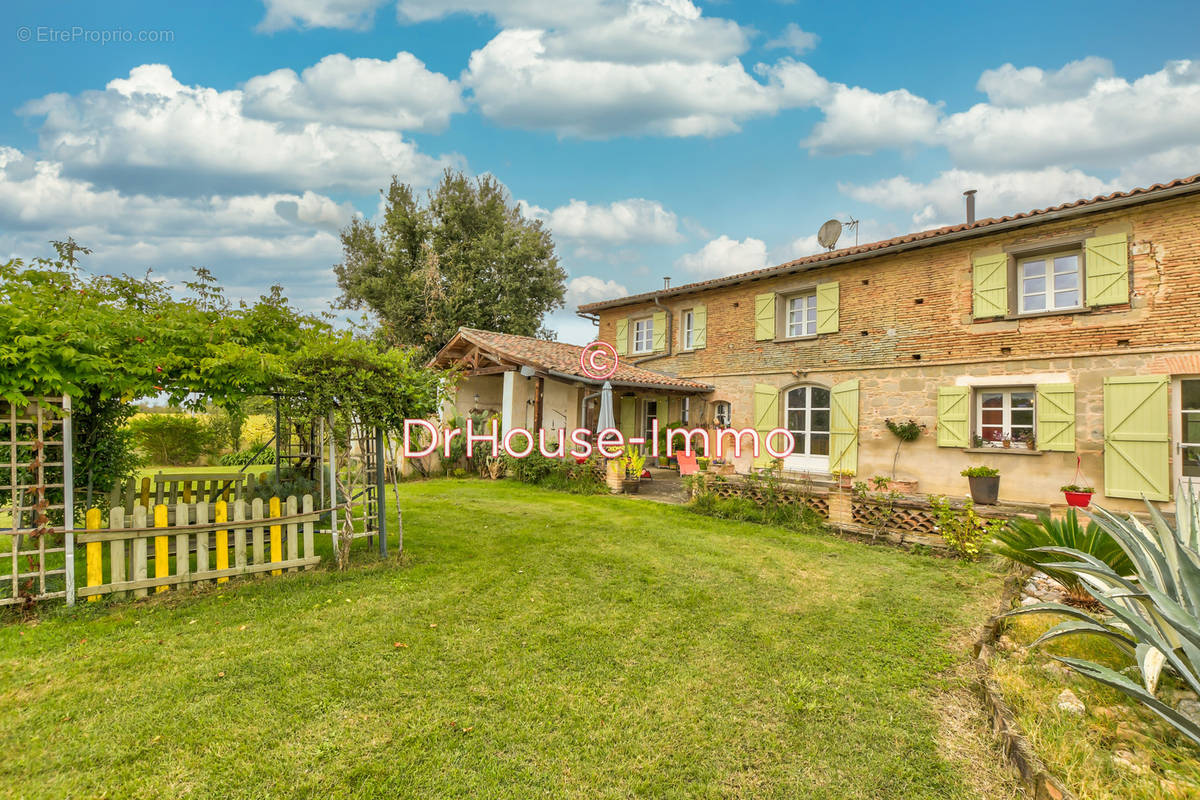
[437,174,1200,512]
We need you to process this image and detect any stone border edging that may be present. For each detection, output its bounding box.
[972,570,1077,800]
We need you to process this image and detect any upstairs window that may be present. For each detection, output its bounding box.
[633,318,654,353]
[786,293,817,338]
[976,388,1035,446]
[1018,251,1082,314]
[681,310,695,350]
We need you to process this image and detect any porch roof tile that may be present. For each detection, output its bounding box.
[433,327,713,393]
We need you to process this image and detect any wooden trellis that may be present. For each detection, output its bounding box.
[2,397,74,606]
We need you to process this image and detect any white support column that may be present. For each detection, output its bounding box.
[501,370,516,433]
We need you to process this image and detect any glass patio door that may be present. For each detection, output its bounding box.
[783,386,831,473]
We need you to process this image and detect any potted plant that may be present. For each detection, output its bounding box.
[1061,484,1095,508]
[831,468,855,490]
[884,418,924,488]
[697,456,710,472]
[606,446,646,494]
[961,465,1000,505]
[1014,431,1036,450]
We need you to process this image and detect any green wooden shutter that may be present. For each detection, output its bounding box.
[753,384,778,468]
[754,293,775,341]
[937,386,970,448]
[816,281,840,334]
[1036,383,1075,452]
[651,310,667,351]
[829,379,859,474]
[972,253,1008,318]
[1104,375,1170,501]
[692,304,707,349]
[1086,233,1130,307]
[619,396,636,439]
[615,318,628,356]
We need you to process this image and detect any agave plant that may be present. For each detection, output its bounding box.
[993,509,1133,605]
[1004,482,1200,747]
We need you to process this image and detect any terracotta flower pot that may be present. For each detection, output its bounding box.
[1064,491,1093,508]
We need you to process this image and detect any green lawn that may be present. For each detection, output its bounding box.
[1,480,1010,799]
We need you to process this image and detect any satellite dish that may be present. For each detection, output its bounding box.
[817,219,843,251]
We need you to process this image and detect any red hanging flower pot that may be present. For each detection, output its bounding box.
[1061,486,1094,508]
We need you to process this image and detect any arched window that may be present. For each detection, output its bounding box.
[713,401,731,428]
[783,385,830,472]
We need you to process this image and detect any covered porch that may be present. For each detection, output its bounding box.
[430,328,713,450]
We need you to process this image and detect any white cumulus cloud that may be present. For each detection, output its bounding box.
[566,275,629,307]
[243,52,464,132]
[675,235,768,277]
[21,64,460,196]
[765,23,819,55]
[522,198,682,244]
[258,0,387,31]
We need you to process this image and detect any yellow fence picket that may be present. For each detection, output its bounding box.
[270,496,283,576]
[251,498,265,565]
[234,500,247,571]
[132,505,148,599]
[110,507,126,600]
[215,500,229,584]
[154,504,169,593]
[302,494,314,566]
[85,508,103,602]
[76,493,323,600]
[195,502,210,584]
[286,496,299,572]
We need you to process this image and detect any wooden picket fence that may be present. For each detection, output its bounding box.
[79,494,321,601]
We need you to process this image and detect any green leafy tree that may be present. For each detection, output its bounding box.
[335,170,567,359]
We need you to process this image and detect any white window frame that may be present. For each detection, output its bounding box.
[975,387,1036,446]
[681,309,695,350]
[680,396,690,425]
[786,293,817,338]
[784,385,831,458]
[643,399,658,443]
[1017,249,1083,315]
[633,317,654,354]
[1175,377,1200,487]
[713,401,731,428]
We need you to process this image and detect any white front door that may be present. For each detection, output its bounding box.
[783,385,831,474]
[1175,377,1200,493]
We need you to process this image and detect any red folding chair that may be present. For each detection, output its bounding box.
[676,452,699,476]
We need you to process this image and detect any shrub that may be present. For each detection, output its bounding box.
[1059,484,1095,493]
[961,465,1000,478]
[928,495,1003,559]
[220,440,275,466]
[501,436,604,495]
[127,413,213,466]
[1005,482,1200,747]
[249,466,316,502]
[992,510,1132,604]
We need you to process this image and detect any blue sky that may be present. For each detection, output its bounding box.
[3,0,1199,343]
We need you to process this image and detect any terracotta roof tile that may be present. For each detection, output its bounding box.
[578,172,1200,312]
[439,328,712,392]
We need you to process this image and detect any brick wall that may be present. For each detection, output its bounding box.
[590,194,1200,511]
[595,194,1200,377]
